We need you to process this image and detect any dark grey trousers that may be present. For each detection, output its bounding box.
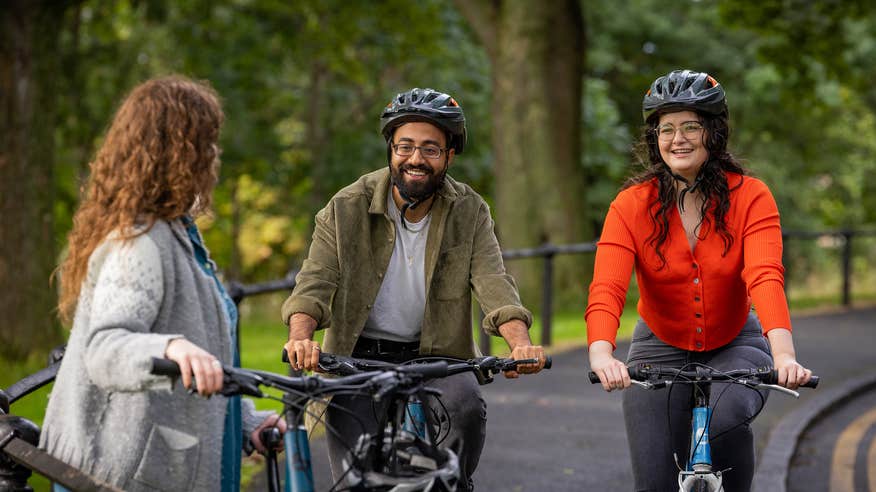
[622,313,772,492]
[325,371,487,491]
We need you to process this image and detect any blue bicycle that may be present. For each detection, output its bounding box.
[589,364,818,492]
[152,355,459,492]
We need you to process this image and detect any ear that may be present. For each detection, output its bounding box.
[445,148,455,168]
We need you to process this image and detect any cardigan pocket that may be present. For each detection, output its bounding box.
[132,424,200,491]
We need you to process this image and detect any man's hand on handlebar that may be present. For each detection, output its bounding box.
[505,344,547,378]
[283,339,321,372]
[285,312,320,372]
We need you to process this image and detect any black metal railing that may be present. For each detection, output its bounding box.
[228,229,875,356]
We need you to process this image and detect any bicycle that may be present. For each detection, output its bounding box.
[151,355,459,492]
[0,357,122,492]
[588,363,818,492]
[270,351,552,491]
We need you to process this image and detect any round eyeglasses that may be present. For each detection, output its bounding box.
[655,121,705,141]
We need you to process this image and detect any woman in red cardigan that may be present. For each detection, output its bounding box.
[585,69,812,491]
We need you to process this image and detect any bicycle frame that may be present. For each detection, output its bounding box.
[678,381,723,492]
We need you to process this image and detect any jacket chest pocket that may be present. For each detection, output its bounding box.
[432,245,470,300]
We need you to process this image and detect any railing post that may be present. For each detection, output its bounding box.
[841,230,853,307]
[542,246,554,347]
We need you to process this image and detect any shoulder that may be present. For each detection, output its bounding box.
[612,180,656,212]
[442,174,487,207]
[332,168,387,202]
[729,173,775,200]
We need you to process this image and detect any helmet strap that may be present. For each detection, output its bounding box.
[667,166,704,213]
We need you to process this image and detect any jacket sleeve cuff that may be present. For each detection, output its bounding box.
[281,296,329,328]
[481,305,533,336]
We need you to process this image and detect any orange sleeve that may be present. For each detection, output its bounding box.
[739,179,792,333]
[586,197,637,348]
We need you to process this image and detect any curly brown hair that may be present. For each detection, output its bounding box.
[57,75,224,322]
[625,110,747,267]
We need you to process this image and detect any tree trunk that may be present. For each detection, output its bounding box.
[456,0,590,308]
[0,1,73,360]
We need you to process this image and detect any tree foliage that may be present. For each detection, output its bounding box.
[4,0,876,361]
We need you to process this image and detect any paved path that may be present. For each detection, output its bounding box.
[246,306,876,491]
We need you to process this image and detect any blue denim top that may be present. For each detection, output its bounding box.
[182,216,241,492]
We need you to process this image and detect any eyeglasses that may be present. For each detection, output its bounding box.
[391,143,447,160]
[655,121,705,141]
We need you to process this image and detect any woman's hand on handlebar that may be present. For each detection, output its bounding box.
[164,338,223,396]
[773,353,813,390]
[249,413,287,454]
[505,344,546,378]
[588,340,630,392]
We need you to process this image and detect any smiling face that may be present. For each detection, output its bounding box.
[657,110,709,183]
[389,121,454,204]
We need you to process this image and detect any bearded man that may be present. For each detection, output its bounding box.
[281,87,546,491]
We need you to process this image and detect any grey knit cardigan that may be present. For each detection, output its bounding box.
[40,219,269,491]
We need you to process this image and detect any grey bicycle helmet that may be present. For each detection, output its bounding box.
[381,88,467,154]
[642,70,727,123]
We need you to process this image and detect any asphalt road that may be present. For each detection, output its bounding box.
[247,306,876,491]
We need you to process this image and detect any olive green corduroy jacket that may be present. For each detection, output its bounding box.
[281,167,532,359]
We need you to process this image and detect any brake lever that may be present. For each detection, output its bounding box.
[221,368,264,398]
[757,383,800,398]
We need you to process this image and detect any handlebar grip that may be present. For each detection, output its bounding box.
[765,370,820,388]
[281,348,289,363]
[151,358,181,376]
[543,356,552,370]
[260,426,283,448]
[399,361,449,378]
[588,371,600,384]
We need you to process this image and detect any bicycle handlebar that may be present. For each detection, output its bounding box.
[310,351,552,385]
[150,357,449,399]
[587,364,819,389]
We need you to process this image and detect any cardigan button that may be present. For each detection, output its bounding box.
[696,327,702,333]
[693,278,700,284]
[695,341,703,348]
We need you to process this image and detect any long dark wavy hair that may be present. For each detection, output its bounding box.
[57,76,223,322]
[624,109,747,267]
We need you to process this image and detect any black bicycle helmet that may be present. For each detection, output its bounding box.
[642,70,727,123]
[342,432,460,491]
[381,88,467,154]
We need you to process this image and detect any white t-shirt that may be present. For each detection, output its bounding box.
[361,193,431,342]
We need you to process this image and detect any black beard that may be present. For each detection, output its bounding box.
[389,162,446,203]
